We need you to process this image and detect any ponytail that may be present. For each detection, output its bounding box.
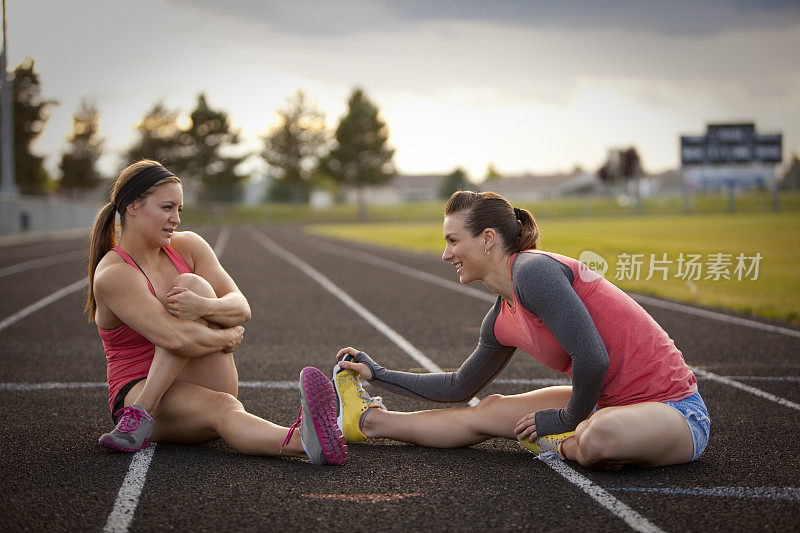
[85,202,118,321]
[515,207,540,253]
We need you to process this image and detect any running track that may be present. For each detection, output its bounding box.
[1,224,798,531]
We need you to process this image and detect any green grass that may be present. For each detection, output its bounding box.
[181,190,800,226]
[307,212,800,324]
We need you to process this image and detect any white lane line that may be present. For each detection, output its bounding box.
[692,368,800,411]
[300,234,800,410]
[300,233,800,339]
[0,277,88,333]
[610,486,800,501]
[0,250,84,278]
[545,458,665,533]
[301,235,495,303]
[102,227,232,532]
[102,445,157,533]
[244,227,467,400]
[629,294,800,339]
[214,226,231,258]
[250,226,662,533]
[3,375,798,392]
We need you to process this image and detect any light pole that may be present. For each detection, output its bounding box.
[0,0,16,196]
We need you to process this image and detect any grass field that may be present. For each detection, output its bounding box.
[181,190,800,225]
[306,211,800,324]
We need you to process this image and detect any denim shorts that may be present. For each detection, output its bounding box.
[662,391,711,461]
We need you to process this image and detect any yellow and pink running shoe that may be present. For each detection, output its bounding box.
[332,355,385,443]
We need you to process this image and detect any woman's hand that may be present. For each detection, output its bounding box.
[223,325,245,353]
[336,347,373,380]
[514,412,538,442]
[166,286,209,320]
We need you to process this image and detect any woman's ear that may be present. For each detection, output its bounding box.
[483,228,497,249]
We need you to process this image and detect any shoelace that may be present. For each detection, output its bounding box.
[112,406,143,434]
[279,408,302,456]
[535,434,575,461]
[351,376,385,410]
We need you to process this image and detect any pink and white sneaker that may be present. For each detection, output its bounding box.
[98,405,154,452]
[282,367,348,465]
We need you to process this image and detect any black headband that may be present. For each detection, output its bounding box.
[514,207,522,220]
[115,165,176,216]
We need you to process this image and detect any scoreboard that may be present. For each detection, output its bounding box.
[680,123,782,190]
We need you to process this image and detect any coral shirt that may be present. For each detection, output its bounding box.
[493,250,697,407]
[97,246,192,411]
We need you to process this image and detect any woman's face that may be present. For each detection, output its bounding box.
[442,212,487,284]
[129,182,183,247]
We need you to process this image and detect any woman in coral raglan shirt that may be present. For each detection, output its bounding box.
[333,190,709,469]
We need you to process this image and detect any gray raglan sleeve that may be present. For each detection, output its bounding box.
[513,253,609,437]
[352,298,516,403]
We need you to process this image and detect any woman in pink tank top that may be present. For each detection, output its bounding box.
[334,191,709,469]
[85,160,346,465]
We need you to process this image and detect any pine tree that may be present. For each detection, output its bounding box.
[174,93,247,202]
[263,90,327,203]
[439,167,476,199]
[0,57,55,194]
[59,98,103,195]
[125,101,182,169]
[323,88,395,219]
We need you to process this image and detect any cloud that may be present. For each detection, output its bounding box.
[166,0,800,37]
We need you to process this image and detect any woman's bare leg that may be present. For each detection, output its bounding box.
[127,273,218,413]
[124,379,304,457]
[361,386,573,447]
[562,402,694,469]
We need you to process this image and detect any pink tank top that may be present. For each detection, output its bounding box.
[98,246,192,411]
[493,250,697,407]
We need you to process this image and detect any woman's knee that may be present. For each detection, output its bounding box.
[468,394,504,432]
[173,273,215,298]
[210,391,244,416]
[576,415,622,464]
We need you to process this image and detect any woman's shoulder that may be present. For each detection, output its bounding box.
[169,230,209,255]
[94,251,146,295]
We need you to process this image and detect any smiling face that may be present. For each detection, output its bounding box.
[441,212,488,284]
[129,182,183,247]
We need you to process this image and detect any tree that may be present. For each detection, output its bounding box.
[262,90,327,203]
[59,98,103,195]
[597,146,643,192]
[439,167,477,199]
[323,88,395,219]
[484,163,502,182]
[125,101,182,168]
[782,154,800,190]
[0,57,56,194]
[174,93,247,202]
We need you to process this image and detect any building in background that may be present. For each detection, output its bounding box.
[680,123,782,191]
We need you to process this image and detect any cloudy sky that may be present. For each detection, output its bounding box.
[6,0,800,180]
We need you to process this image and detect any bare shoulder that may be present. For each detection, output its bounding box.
[170,230,213,258]
[94,254,148,300]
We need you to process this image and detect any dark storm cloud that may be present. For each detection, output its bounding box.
[165,0,800,37]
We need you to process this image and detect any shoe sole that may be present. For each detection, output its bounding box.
[300,367,348,465]
[332,363,346,438]
[98,436,151,453]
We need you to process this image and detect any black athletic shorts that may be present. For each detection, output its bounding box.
[111,377,147,423]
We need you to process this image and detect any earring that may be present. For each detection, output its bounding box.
[484,248,490,255]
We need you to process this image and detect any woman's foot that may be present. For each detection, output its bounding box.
[333,359,385,443]
[285,367,347,465]
[98,405,154,452]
